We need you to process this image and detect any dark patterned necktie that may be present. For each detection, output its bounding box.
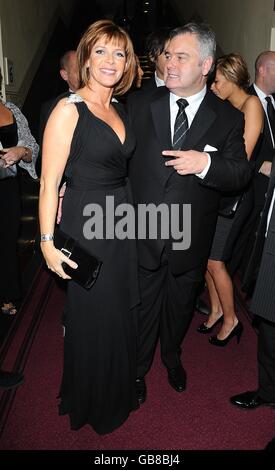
[265,96,275,142]
[173,98,189,150]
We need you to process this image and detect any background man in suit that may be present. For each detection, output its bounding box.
[36,51,79,221]
[37,50,79,177]
[39,50,79,148]
[142,27,172,91]
[227,51,275,280]
[127,23,252,404]
[230,161,275,410]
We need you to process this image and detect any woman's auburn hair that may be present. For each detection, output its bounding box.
[77,19,136,96]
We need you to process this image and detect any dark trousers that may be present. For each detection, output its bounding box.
[258,318,275,401]
[137,252,204,377]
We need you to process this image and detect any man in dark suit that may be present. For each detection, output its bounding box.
[142,27,172,92]
[227,51,275,279]
[37,50,79,178]
[39,50,79,147]
[230,161,275,410]
[127,23,252,403]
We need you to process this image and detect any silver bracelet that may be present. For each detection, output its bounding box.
[41,233,54,242]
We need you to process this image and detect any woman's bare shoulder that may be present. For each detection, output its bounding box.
[243,94,263,115]
[50,96,80,122]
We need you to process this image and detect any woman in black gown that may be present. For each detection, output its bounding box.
[39,20,139,434]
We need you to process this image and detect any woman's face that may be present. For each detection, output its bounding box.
[211,69,234,100]
[87,36,126,89]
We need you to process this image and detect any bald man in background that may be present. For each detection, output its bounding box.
[39,50,79,148]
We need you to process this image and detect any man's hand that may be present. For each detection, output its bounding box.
[162,150,208,175]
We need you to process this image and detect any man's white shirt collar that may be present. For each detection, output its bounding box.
[170,86,207,109]
[154,72,165,87]
[254,83,275,105]
[254,83,275,147]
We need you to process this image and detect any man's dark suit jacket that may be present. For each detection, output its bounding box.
[237,84,275,285]
[127,86,252,275]
[248,84,275,196]
[140,76,158,94]
[250,162,275,322]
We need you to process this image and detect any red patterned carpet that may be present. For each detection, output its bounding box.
[0,267,274,450]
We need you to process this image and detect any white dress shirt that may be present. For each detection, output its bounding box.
[169,86,211,178]
[154,72,165,87]
[253,84,275,148]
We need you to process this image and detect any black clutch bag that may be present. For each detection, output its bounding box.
[54,229,102,289]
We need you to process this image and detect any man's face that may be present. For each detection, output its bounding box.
[164,33,212,96]
[264,56,275,95]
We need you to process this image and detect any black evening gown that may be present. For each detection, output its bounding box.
[58,96,139,434]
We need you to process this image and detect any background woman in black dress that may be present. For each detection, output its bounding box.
[197,54,263,345]
[0,68,38,316]
[39,20,139,434]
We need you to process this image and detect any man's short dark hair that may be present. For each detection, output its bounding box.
[145,27,172,62]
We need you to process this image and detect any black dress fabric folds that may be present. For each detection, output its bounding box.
[59,96,139,434]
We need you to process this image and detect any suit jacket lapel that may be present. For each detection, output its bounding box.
[182,91,217,150]
[266,162,275,204]
[150,89,175,180]
[259,162,275,236]
[150,89,172,150]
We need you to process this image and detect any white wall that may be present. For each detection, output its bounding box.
[171,0,275,77]
[0,0,75,104]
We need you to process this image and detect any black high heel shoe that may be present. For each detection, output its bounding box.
[197,315,223,334]
[209,321,243,347]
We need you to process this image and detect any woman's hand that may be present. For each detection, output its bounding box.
[41,242,78,279]
[1,146,29,167]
